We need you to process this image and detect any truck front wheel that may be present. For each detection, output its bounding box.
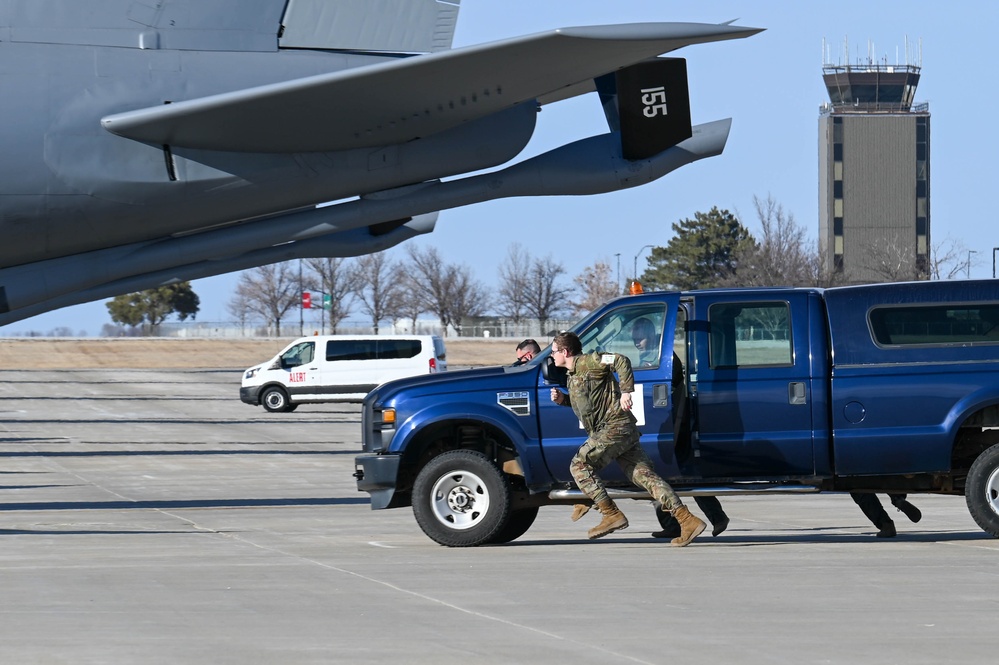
[966,442,999,538]
[412,450,512,547]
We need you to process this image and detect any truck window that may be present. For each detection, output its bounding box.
[869,303,999,346]
[577,303,666,368]
[708,302,792,368]
[674,307,687,363]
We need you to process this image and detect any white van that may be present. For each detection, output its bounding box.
[240,335,446,412]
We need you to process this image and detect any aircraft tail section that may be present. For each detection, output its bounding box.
[280,0,460,54]
[614,58,692,161]
[596,58,692,161]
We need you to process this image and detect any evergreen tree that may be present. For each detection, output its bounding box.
[106,282,199,334]
[641,207,754,290]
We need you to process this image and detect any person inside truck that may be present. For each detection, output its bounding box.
[850,492,922,538]
[549,330,706,546]
[631,317,661,367]
[513,338,541,365]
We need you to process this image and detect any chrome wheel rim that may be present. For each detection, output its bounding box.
[985,466,999,517]
[429,470,490,530]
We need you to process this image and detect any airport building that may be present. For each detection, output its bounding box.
[818,45,929,282]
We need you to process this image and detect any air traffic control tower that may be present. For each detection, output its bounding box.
[818,45,929,282]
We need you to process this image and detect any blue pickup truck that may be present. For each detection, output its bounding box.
[354,279,999,546]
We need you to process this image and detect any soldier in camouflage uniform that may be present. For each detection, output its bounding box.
[549,331,706,546]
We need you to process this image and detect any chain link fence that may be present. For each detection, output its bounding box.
[157,317,576,339]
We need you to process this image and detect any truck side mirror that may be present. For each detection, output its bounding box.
[542,356,568,387]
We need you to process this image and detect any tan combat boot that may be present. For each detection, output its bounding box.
[670,505,706,547]
[570,503,591,522]
[588,499,629,539]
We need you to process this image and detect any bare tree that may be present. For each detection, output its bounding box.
[234,263,301,336]
[928,236,972,280]
[405,245,489,335]
[406,246,450,333]
[729,195,823,287]
[354,252,400,334]
[393,270,426,333]
[864,232,974,283]
[444,264,489,336]
[525,255,571,333]
[305,257,358,333]
[865,232,921,282]
[226,287,254,333]
[572,260,619,315]
[496,243,532,323]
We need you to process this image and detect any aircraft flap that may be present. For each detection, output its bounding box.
[101,21,762,153]
[280,0,460,54]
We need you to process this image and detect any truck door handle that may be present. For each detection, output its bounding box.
[652,384,669,407]
[788,382,807,405]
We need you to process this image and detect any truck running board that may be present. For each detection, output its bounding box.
[549,483,821,502]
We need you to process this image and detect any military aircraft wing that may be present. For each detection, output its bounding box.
[101,22,761,153]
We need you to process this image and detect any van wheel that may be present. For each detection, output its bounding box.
[412,450,512,547]
[966,443,999,538]
[261,386,292,413]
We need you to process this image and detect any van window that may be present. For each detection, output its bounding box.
[324,339,423,362]
[708,302,792,368]
[869,303,999,346]
[281,341,315,367]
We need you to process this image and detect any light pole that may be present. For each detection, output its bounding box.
[968,250,977,279]
[993,247,998,279]
[615,253,621,290]
[633,244,654,282]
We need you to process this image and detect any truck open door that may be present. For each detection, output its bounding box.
[685,292,819,479]
[535,295,684,483]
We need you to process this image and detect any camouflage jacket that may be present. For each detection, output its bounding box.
[560,351,636,434]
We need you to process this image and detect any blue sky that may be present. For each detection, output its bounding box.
[5,0,997,336]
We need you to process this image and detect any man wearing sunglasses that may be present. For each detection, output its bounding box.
[513,338,541,365]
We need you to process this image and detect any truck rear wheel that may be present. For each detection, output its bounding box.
[966,442,999,538]
[412,450,512,547]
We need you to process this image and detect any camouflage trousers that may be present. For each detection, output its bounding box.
[569,423,682,512]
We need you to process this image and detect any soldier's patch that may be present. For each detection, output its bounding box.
[600,354,615,365]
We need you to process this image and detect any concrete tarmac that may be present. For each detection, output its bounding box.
[1,368,997,664]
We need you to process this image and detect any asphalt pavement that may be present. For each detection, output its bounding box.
[1,368,997,664]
